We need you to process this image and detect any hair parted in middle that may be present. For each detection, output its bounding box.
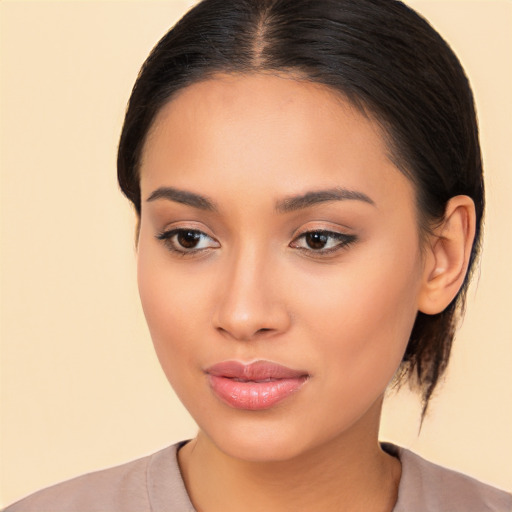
[118,0,484,418]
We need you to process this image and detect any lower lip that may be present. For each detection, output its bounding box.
[208,375,308,410]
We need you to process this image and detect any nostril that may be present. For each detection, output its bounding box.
[216,325,275,341]
[212,295,291,341]
[255,328,275,337]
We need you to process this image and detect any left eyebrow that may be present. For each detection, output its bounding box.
[275,187,375,213]
[146,186,217,212]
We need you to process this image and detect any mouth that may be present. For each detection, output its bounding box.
[205,360,309,410]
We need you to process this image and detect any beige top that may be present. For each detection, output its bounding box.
[4,442,511,511]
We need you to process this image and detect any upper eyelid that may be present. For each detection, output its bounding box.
[292,229,355,242]
[296,228,344,235]
[156,224,355,244]
[292,226,354,239]
[290,229,357,250]
[158,227,217,242]
[158,222,216,237]
[159,226,209,235]
[157,227,352,240]
[157,228,220,255]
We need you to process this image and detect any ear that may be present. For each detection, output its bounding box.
[418,195,477,315]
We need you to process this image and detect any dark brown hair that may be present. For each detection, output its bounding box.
[117,0,484,417]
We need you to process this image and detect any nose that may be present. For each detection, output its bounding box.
[212,248,291,341]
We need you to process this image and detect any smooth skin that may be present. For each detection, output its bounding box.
[137,74,475,512]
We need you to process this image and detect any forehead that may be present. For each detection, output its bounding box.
[142,72,387,161]
[140,73,412,210]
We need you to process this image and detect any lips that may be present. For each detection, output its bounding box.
[205,360,309,410]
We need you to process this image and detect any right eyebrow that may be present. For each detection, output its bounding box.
[275,187,375,213]
[146,186,218,212]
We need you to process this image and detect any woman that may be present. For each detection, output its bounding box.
[4,0,511,510]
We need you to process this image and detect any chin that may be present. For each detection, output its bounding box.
[196,408,322,463]
[216,432,307,463]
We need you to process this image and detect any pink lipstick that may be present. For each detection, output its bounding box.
[206,360,309,410]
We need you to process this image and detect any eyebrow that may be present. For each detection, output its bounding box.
[275,187,375,213]
[146,187,217,211]
[146,185,375,213]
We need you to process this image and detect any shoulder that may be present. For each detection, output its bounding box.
[3,443,191,512]
[383,443,512,512]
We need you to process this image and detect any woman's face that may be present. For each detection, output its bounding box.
[137,73,427,461]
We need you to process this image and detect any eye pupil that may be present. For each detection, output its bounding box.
[305,232,328,249]
[177,230,201,248]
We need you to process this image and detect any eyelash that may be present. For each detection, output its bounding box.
[156,228,357,256]
[290,230,357,255]
[156,228,219,256]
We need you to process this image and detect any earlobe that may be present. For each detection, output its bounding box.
[418,196,476,315]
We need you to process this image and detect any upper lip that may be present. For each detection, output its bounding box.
[205,360,308,381]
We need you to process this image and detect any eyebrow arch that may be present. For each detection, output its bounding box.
[275,187,375,213]
[146,186,217,211]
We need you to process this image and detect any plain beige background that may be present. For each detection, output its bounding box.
[1,0,511,506]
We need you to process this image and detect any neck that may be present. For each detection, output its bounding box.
[178,399,401,512]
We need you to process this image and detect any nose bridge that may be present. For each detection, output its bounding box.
[213,241,289,340]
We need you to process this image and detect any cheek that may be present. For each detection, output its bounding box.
[136,239,207,382]
[293,242,422,387]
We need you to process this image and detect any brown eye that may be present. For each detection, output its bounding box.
[290,230,357,254]
[304,232,329,250]
[156,228,220,254]
[177,230,201,249]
